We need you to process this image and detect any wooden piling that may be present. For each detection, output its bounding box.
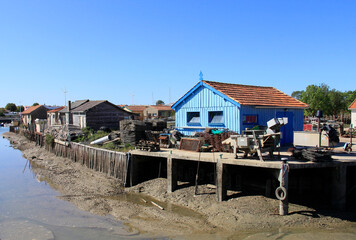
[331,165,347,210]
[167,153,177,193]
[216,161,227,202]
[278,162,289,216]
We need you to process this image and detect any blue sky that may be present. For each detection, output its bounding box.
[0,0,355,107]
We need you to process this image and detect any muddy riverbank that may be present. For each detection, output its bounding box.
[2,131,355,237]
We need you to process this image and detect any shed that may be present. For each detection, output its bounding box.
[145,105,174,119]
[70,100,134,130]
[47,106,66,126]
[349,99,356,128]
[171,80,309,145]
[126,105,148,120]
[21,105,49,127]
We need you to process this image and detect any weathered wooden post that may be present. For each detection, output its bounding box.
[331,165,347,210]
[167,151,177,193]
[276,159,289,215]
[216,154,227,202]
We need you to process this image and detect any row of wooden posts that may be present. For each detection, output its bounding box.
[47,141,129,183]
[22,130,130,184]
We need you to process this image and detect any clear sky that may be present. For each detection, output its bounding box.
[0,0,355,107]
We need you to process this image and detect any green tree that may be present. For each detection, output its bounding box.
[156,100,165,105]
[300,84,331,116]
[291,90,304,100]
[344,90,356,108]
[32,102,39,106]
[17,105,24,112]
[328,89,346,116]
[295,84,356,117]
[5,103,17,112]
[0,108,5,116]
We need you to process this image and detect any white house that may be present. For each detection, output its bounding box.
[349,99,356,128]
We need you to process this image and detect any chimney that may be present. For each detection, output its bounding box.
[67,101,71,112]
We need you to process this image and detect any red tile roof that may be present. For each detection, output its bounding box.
[151,105,172,111]
[203,81,309,108]
[48,106,66,113]
[349,99,356,109]
[126,105,148,112]
[21,105,44,115]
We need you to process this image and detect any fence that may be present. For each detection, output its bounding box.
[46,141,129,183]
[18,127,129,184]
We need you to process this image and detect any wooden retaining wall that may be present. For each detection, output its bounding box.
[46,142,129,183]
[19,128,129,184]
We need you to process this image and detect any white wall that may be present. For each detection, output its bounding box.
[351,109,356,128]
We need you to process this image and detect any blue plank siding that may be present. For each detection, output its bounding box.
[173,82,304,142]
[240,106,304,132]
[174,85,240,135]
[241,106,304,144]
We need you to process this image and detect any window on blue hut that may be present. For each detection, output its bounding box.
[187,112,200,125]
[208,111,224,125]
[243,115,258,124]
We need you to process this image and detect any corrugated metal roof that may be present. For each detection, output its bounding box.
[203,81,309,108]
[71,101,106,112]
[349,99,356,109]
[59,99,89,113]
[71,99,89,109]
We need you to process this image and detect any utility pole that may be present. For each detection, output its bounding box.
[62,87,68,107]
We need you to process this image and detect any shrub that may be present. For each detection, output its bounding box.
[102,142,117,150]
[89,130,108,142]
[45,134,55,146]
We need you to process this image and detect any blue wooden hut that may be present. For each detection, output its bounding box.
[171,80,308,145]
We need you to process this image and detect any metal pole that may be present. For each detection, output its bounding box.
[318,117,321,148]
[350,124,353,151]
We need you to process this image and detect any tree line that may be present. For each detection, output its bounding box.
[0,103,39,116]
[292,84,356,117]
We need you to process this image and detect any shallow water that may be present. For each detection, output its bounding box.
[1,127,356,240]
[0,127,143,240]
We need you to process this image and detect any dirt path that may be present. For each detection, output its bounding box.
[2,132,355,237]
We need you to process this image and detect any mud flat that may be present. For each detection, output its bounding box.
[2,131,355,238]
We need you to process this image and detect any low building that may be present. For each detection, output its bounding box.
[69,100,134,130]
[21,105,49,127]
[58,99,89,125]
[47,106,66,126]
[126,105,174,120]
[126,105,148,120]
[349,99,356,128]
[171,80,309,145]
[146,105,174,119]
